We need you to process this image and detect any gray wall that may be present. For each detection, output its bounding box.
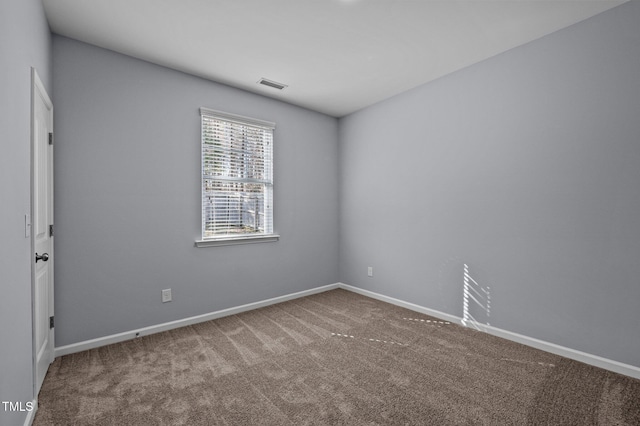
[4,10,636,422]
[339,1,640,368]
[53,36,339,346]
[0,0,52,424]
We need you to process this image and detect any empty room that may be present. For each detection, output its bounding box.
[2,0,640,425]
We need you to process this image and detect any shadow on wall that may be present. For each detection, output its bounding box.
[462,263,491,330]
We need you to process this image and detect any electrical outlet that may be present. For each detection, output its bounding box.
[162,288,172,303]
[367,267,373,277]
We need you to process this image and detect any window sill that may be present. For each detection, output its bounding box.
[195,234,280,248]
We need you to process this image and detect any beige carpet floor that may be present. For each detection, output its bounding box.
[34,289,640,425]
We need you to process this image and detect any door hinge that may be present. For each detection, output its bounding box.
[50,224,54,237]
[49,132,53,145]
[49,316,54,329]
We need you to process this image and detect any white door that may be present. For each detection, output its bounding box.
[32,68,54,395]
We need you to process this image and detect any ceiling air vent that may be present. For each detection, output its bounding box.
[258,78,288,90]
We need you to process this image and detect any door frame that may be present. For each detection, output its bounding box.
[31,67,54,397]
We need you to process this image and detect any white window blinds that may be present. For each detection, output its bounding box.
[200,108,275,240]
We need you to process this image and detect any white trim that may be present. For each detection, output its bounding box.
[337,283,640,380]
[338,283,461,324]
[54,283,338,357]
[53,281,640,380]
[23,399,37,426]
[195,234,279,248]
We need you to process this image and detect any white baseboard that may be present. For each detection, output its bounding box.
[339,283,461,324]
[54,281,640,380]
[337,282,640,380]
[24,399,37,426]
[54,283,339,357]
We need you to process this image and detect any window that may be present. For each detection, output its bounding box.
[196,108,278,247]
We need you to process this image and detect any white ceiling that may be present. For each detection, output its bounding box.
[42,0,625,117]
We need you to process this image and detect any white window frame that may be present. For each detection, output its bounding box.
[195,108,279,248]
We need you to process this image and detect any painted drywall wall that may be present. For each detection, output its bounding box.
[0,0,52,424]
[52,36,339,346]
[339,1,640,368]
